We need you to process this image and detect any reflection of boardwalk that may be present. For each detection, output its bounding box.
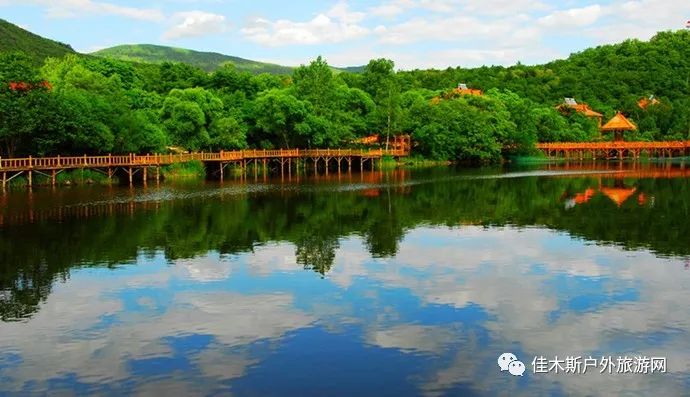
[0,200,163,226]
[537,141,689,159]
[542,162,690,179]
[0,170,411,226]
[0,148,410,188]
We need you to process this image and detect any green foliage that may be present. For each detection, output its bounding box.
[362,59,402,148]
[162,160,206,179]
[410,97,505,161]
[252,89,310,148]
[2,26,690,160]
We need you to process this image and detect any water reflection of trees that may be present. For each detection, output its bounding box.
[2,172,690,320]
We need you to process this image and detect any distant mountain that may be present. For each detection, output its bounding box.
[0,18,75,64]
[337,65,366,73]
[92,44,295,75]
[0,18,369,75]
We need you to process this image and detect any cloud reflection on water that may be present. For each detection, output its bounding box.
[0,225,688,396]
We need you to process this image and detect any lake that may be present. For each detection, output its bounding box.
[1,163,689,396]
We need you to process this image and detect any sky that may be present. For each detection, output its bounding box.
[0,0,689,69]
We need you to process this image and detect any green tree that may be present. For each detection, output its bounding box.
[252,89,310,148]
[362,59,401,149]
[161,87,225,151]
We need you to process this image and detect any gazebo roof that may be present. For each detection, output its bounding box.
[576,104,603,118]
[601,112,637,132]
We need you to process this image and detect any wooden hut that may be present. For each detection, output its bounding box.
[453,83,483,96]
[600,112,637,142]
[638,95,660,110]
[556,98,603,126]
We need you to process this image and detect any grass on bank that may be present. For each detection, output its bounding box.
[161,161,206,179]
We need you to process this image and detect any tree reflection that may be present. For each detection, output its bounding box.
[1,167,690,320]
[296,235,339,277]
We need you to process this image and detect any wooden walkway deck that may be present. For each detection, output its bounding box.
[0,148,409,187]
[536,141,690,159]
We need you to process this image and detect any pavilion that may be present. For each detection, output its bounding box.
[600,112,637,142]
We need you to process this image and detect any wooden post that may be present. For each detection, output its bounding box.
[219,162,224,181]
[2,172,5,190]
[143,166,148,185]
[28,156,32,188]
[156,166,160,184]
[128,167,133,185]
[51,170,56,186]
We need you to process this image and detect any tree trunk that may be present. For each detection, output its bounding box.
[385,111,391,151]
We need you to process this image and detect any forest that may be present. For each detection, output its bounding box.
[1,30,690,162]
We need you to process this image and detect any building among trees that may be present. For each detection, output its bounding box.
[556,98,603,127]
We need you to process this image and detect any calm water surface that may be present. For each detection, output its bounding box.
[1,164,689,396]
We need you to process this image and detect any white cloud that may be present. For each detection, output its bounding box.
[369,0,415,17]
[175,252,233,281]
[538,5,605,28]
[327,1,366,24]
[367,324,458,353]
[241,2,370,46]
[369,0,548,18]
[9,0,165,21]
[163,10,229,40]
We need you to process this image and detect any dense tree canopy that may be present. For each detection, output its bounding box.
[1,30,690,161]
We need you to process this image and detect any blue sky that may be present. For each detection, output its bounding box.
[0,0,688,69]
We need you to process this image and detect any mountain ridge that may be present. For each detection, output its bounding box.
[91,44,296,75]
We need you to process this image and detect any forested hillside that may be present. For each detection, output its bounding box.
[93,44,294,74]
[1,25,689,162]
[397,30,690,141]
[0,19,74,65]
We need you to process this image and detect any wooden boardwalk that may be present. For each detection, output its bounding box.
[536,141,690,159]
[0,148,409,187]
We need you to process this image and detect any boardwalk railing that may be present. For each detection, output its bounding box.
[536,141,690,150]
[536,141,690,159]
[0,148,409,172]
